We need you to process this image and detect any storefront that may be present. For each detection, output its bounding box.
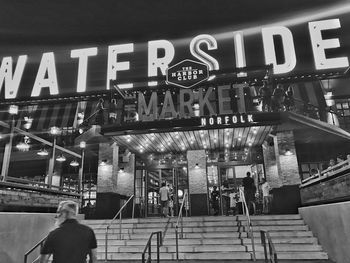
[1,1,350,217]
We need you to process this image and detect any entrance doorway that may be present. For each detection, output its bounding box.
[145,167,188,217]
[207,164,264,216]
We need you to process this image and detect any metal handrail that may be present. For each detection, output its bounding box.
[239,188,256,261]
[260,230,278,263]
[104,194,134,262]
[24,236,47,263]
[174,190,188,261]
[141,231,162,263]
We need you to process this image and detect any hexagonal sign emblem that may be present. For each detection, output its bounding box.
[166,59,209,89]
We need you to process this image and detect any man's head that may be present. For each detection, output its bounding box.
[246,172,251,177]
[213,186,217,190]
[55,200,78,225]
[161,182,166,187]
[261,178,266,183]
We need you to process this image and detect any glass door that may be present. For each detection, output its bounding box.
[174,166,189,217]
[146,170,161,217]
[145,167,188,217]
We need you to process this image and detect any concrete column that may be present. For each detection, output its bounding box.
[276,131,300,186]
[116,154,135,197]
[262,131,301,213]
[97,142,119,193]
[187,149,208,216]
[96,142,120,218]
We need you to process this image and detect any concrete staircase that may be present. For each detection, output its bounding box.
[83,214,329,262]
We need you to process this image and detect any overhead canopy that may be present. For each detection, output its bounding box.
[278,112,350,143]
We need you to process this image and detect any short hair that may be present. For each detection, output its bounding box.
[161,182,166,187]
[57,200,78,216]
[246,172,251,176]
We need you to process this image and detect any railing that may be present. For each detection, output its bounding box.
[24,236,47,263]
[300,158,350,187]
[239,188,256,261]
[104,194,134,262]
[141,231,163,263]
[174,191,188,261]
[260,230,278,263]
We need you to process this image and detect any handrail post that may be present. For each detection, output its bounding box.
[157,232,160,263]
[175,228,179,260]
[119,212,122,240]
[105,226,108,262]
[148,239,152,262]
[261,231,268,263]
[180,213,183,239]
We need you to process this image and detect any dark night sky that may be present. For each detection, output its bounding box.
[0,0,344,46]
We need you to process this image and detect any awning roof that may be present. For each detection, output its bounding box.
[278,112,350,143]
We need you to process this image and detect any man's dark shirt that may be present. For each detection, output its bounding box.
[41,219,97,263]
[243,176,255,190]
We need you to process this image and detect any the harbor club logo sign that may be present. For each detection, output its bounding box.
[166,59,209,89]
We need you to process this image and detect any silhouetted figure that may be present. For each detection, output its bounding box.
[95,98,105,125]
[284,85,295,111]
[271,84,285,112]
[210,186,220,216]
[259,81,272,112]
[242,172,256,215]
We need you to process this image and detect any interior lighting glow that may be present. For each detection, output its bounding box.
[70,160,79,167]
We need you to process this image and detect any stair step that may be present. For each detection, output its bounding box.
[85,213,327,262]
[84,214,302,225]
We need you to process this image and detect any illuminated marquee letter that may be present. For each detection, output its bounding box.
[159,90,177,119]
[309,19,349,70]
[148,40,175,86]
[138,91,158,121]
[218,85,233,115]
[233,31,247,77]
[179,89,195,118]
[107,43,134,90]
[190,34,219,80]
[0,55,27,99]
[199,87,215,115]
[71,47,98,93]
[262,26,296,74]
[31,52,59,97]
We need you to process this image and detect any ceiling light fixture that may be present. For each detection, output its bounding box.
[37,148,49,156]
[56,154,66,162]
[70,160,79,167]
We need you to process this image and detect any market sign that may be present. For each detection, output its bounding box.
[166,59,209,88]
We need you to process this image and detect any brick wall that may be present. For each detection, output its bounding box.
[277,131,301,186]
[97,142,119,193]
[262,140,282,188]
[262,131,301,188]
[0,189,78,208]
[187,150,207,194]
[300,171,350,205]
[116,154,135,196]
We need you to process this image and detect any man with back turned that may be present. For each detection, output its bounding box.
[38,200,97,263]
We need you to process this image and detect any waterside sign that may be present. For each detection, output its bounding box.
[0,18,350,101]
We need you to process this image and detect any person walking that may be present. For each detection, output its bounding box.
[159,182,170,217]
[210,186,220,216]
[260,178,271,214]
[242,172,256,215]
[37,200,97,263]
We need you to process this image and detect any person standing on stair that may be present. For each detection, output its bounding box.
[242,172,256,215]
[260,178,271,214]
[159,182,170,217]
[37,200,97,263]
